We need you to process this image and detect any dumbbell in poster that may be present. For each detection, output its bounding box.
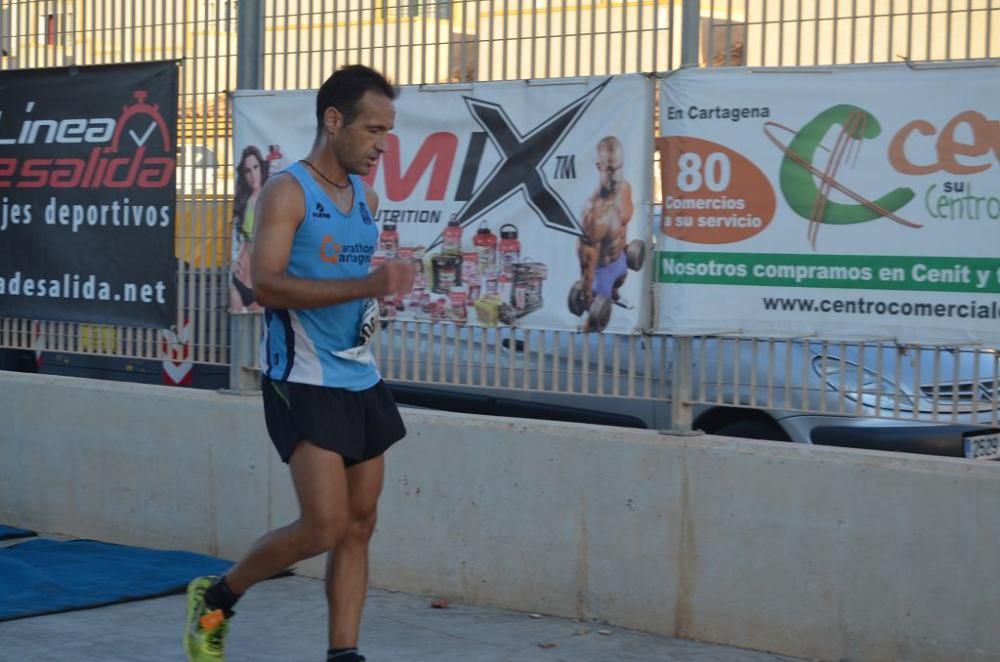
[232,75,653,333]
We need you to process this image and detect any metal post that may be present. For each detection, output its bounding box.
[237,0,264,90]
[667,336,697,435]
[681,0,701,67]
[659,0,700,436]
[227,314,260,393]
[227,0,265,394]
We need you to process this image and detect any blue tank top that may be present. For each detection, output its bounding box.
[259,162,380,390]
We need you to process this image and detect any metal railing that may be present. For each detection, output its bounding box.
[261,0,679,89]
[702,0,998,68]
[1,0,998,434]
[370,323,1000,430]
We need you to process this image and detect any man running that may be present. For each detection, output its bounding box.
[184,64,415,662]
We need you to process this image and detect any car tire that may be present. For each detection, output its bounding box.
[713,418,790,441]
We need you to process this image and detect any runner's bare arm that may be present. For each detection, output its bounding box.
[251,175,413,309]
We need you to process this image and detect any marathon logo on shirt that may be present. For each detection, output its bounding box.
[320,235,374,265]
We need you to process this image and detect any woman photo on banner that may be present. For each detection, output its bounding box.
[229,145,271,313]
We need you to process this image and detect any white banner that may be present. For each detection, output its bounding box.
[232,75,653,333]
[656,64,1000,345]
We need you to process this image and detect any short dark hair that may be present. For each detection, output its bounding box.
[315,64,398,128]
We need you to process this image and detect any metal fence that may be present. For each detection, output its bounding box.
[261,0,679,89]
[702,0,997,67]
[1,0,998,433]
[368,323,1000,430]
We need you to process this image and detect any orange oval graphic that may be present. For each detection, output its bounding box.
[657,136,776,244]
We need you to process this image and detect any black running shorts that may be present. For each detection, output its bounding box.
[261,376,407,466]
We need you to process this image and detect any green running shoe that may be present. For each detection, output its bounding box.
[184,576,231,660]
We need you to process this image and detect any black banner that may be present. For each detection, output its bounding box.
[0,61,178,328]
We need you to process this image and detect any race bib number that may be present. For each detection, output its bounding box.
[331,298,378,364]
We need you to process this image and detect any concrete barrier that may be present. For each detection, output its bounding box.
[1,372,997,661]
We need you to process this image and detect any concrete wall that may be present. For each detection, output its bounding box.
[1,372,998,662]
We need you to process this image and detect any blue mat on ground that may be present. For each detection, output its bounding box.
[0,525,37,541]
[0,538,234,621]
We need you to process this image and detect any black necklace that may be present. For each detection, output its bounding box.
[301,159,350,189]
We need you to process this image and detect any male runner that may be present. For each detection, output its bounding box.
[183,64,415,662]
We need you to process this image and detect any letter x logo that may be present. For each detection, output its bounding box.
[449,78,611,241]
